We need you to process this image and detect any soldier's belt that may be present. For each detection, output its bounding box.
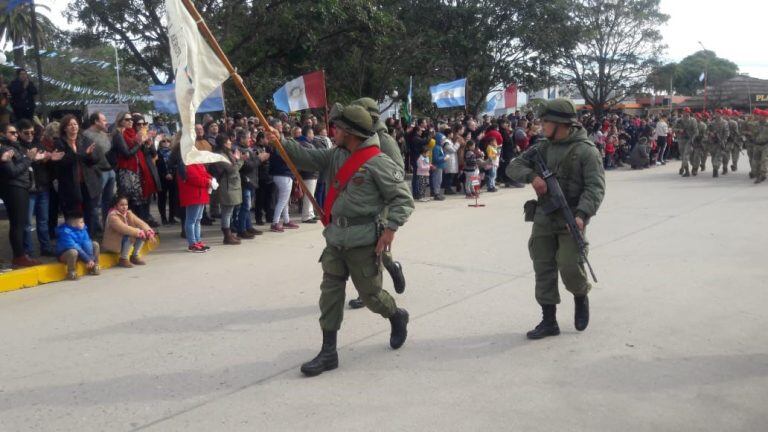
[332,215,377,228]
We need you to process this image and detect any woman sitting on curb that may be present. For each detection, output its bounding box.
[103,195,156,268]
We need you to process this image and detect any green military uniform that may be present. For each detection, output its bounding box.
[692,118,708,175]
[727,118,741,171]
[282,130,413,330]
[708,116,730,176]
[349,98,406,294]
[674,113,699,176]
[742,117,758,177]
[752,115,768,183]
[284,104,414,330]
[285,104,414,377]
[506,99,606,339]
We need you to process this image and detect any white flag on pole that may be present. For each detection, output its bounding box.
[166,0,230,165]
[699,72,706,82]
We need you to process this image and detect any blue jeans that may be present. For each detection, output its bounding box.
[410,158,420,196]
[184,204,205,246]
[120,235,145,259]
[220,205,237,229]
[24,191,51,256]
[431,168,443,196]
[237,186,254,233]
[101,170,116,221]
[487,166,497,191]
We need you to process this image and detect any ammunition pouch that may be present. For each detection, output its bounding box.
[523,200,537,222]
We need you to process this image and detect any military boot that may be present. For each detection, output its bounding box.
[682,167,690,177]
[755,175,766,184]
[722,165,728,175]
[389,308,410,349]
[749,172,756,179]
[348,297,365,309]
[691,167,698,176]
[385,260,406,294]
[678,167,685,175]
[574,295,590,331]
[713,168,719,178]
[300,331,339,377]
[527,305,560,340]
[731,164,737,172]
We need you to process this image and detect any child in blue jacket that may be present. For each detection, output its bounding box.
[56,211,101,280]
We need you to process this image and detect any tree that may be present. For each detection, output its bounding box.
[65,0,571,116]
[559,0,668,117]
[395,0,574,114]
[646,62,679,94]
[674,50,738,96]
[0,3,58,66]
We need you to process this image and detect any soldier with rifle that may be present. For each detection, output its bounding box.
[507,99,606,340]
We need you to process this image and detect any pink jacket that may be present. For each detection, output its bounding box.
[416,155,431,176]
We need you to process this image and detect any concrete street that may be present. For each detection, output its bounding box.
[1,163,767,431]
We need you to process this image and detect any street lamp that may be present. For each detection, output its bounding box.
[113,41,121,99]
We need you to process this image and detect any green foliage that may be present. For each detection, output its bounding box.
[0,3,59,66]
[65,0,570,115]
[674,50,738,96]
[559,0,668,116]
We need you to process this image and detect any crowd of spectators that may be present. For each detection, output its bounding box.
[0,84,694,271]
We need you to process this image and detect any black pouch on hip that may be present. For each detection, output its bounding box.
[523,200,537,222]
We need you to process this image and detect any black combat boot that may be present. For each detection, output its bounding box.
[682,167,690,177]
[731,164,737,172]
[749,172,756,179]
[527,305,560,340]
[713,168,719,178]
[755,175,766,184]
[300,331,339,377]
[385,260,406,294]
[389,308,410,349]
[722,165,728,175]
[574,295,590,331]
[691,167,698,176]
[678,167,685,175]
[348,297,365,309]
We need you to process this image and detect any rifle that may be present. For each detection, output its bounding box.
[526,147,598,283]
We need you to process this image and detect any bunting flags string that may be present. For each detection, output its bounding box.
[10,44,114,69]
[0,61,152,103]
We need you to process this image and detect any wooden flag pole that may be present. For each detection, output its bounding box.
[180,0,323,218]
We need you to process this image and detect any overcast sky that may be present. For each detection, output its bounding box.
[41,0,768,79]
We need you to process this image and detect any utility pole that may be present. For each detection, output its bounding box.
[29,0,46,119]
[113,42,121,99]
[698,41,709,112]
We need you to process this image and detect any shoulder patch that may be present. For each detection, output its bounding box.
[393,170,404,182]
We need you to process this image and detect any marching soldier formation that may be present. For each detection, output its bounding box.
[680,108,768,183]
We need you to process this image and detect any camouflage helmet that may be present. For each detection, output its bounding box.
[351,97,381,120]
[333,104,374,139]
[540,98,578,124]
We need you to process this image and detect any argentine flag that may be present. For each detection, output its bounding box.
[149,84,224,114]
[272,71,327,113]
[430,78,466,109]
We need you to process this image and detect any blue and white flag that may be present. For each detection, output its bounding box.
[430,78,466,108]
[485,90,503,113]
[149,83,224,115]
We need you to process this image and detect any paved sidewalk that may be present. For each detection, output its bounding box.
[1,164,766,431]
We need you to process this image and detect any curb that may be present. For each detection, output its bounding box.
[0,239,159,294]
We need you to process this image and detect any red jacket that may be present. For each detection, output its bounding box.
[177,163,211,207]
